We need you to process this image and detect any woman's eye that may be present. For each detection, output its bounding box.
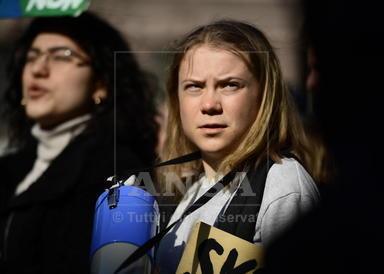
[51,52,73,62]
[184,84,202,92]
[222,82,241,91]
[25,54,38,63]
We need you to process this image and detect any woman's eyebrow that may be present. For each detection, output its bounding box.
[216,76,245,82]
[180,79,205,85]
[27,46,75,52]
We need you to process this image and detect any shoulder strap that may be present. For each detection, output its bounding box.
[215,151,301,242]
[215,157,274,242]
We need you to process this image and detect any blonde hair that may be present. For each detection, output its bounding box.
[160,20,320,195]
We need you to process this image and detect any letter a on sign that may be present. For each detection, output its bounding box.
[176,222,265,274]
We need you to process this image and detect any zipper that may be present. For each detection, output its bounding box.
[2,212,14,261]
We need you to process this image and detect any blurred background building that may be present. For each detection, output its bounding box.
[0,0,305,154]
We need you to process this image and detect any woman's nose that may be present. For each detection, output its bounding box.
[30,55,50,77]
[200,89,223,115]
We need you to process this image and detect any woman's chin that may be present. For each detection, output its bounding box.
[26,112,59,129]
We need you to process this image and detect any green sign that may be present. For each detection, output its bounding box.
[20,0,90,17]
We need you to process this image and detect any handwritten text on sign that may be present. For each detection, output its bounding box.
[176,222,264,274]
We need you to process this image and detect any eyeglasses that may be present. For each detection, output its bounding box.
[25,46,90,67]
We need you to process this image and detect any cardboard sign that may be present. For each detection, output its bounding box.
[176,222,264,274]
[0,0,90,18]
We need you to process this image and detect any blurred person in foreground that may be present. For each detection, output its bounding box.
[0,12,158,273]
[263,0,384,273]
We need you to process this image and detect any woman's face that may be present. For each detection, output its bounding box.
[178,45,260,163]
[22,33,99,128]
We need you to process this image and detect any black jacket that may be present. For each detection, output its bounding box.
[0,129,144,274]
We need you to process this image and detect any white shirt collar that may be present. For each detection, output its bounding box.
[31,114,92,162]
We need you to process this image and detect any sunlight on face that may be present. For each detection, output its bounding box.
[178,45,260,165]
[22,33,94,128]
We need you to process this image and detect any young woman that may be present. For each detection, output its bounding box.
[0,12,158,273]
[155,20,320,273]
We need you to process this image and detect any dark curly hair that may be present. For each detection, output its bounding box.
[1,12,158,165]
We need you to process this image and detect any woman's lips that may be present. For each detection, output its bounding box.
[198,124,228,134]
[27,84,48,99]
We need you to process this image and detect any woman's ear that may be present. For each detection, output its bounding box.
[92,84,107,105]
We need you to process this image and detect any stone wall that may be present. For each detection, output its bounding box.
[88,0,304,88]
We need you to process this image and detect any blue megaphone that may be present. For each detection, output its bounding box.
[90,184,159,274]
